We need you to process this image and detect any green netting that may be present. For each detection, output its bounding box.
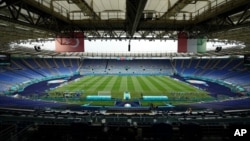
[197,37,207,53]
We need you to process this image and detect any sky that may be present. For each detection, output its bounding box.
[16,39,239,53]
[85,40,177,53]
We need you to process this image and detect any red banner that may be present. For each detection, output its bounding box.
[55,32,84,52]
[177,32,188,53]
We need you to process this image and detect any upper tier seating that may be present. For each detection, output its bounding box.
[174,58,250,92]
[80,59,174,75]
[0,58,81,93]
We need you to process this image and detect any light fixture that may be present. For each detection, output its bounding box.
[34,46,41,52]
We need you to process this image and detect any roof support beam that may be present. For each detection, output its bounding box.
[141,0,193,37]
[160,0,194,20]
[126,0,147,37]
[195,0,250,23]
[71,0,100,20]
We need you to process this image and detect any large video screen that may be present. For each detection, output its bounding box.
[244,54,250,67]
[0,53,11,66]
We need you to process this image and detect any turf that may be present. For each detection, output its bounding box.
[47,75,212,106]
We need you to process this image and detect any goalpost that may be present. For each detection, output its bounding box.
[85,91,112,101]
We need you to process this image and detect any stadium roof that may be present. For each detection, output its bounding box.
[0,0,250,56]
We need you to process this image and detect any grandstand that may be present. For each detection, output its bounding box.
[1,0,250,141]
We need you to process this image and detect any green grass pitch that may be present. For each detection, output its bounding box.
[47,75,212,106]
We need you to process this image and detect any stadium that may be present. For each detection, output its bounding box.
[0,0,250,141]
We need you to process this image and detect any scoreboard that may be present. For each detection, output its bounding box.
[244,55,250,67]
[0,53,11,66]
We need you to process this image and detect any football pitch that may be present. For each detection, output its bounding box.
[47,75,212,106]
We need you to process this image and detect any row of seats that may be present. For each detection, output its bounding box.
[1,108,250,141]
[0,58,81,93]
[80,59,174,75]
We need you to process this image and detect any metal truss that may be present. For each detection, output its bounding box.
[0,0,250,46]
